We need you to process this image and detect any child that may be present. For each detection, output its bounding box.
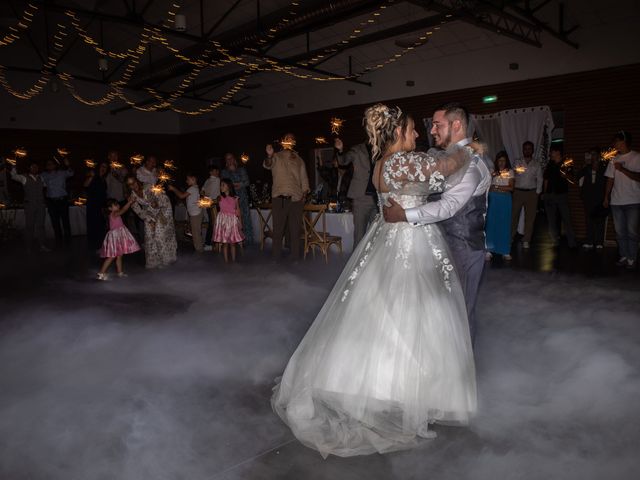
[202,166,221,252]
[214,179,244,262]
[169,174,204,253]
[97,197,140,280]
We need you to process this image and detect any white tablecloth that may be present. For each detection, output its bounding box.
[250,208,355,254]
[2,205,87,237]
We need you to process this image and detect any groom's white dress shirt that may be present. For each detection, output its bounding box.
[404,138,491,225]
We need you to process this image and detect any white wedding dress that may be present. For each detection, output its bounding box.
[272,148,477,458]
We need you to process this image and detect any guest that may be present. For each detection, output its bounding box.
[264,134,310,261]
[335,138,376,246]
[41,157,74,245]
[222,153,253,244]
[214,179,245,263]
[128,176,177,268]
[511,140,543,249]
[0,159,11,204]
[169,174,204,253]
[202,165,221,252]
[84,162,109,250]
[136,155,158,185]
[105,151,127,204]
[485,151,514,260]
[575,147,608,249]
[543,146,577,248]
[604,130,640,269]
[10,162,49,252]
[96,198,140,281]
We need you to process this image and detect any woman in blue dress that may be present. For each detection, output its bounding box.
[485,150,514,260]
[222,153,253,244]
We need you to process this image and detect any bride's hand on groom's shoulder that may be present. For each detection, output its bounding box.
[468,141,486,155]
[383,198,407,223]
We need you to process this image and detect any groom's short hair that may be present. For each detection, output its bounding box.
[435,102,469,131]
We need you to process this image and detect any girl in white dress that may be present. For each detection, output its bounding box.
[272,104,477,458]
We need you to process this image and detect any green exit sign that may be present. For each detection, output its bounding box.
[482,95,498,104]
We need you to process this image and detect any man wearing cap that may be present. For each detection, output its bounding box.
[604,130,640,269]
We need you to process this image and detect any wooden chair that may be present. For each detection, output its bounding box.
[255,203,273,250]
[302,204,343,263]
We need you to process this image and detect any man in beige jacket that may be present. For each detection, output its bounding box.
[264,133,310,260]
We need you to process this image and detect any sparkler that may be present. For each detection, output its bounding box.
[0,202,6,209]
[13,148,27,158]
[151,185,164,195]
[315,136,327,145]
[602,148,618,161]
[198,196,214,208]
[240,153,249,164]
[330,117,344,135]
[110,161,124,170]
[514,166,527,174]
[73,196,87,206]
[56,147,69,157]
[163,159,176,170]
[5,158,16,166]
[499,170,511,178]
[561,158,574,168]
[130,154,144,165]
[157,170,172,183]
[84,159,96,169]
[280,136,296,150]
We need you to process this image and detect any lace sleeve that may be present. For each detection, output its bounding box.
[383,145,472,192]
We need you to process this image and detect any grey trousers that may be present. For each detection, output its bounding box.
[272,197,304,259]
[189,211,204,253]
[450,248,485,345]
[351,196,378,247]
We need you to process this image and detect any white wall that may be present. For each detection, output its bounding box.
[0,79,181,134]
[180,6,640,133]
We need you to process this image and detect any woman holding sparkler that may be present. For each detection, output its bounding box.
[272,104,476,458]
[485,151,515,260]
[127,176,177,268]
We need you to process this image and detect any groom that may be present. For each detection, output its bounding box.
[383,103,491,344]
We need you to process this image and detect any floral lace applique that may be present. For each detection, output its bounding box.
[383,151,438,191]
[426,229,454,292]
[341,225,382,302]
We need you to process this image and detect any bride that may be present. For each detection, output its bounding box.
[271,104,477,458]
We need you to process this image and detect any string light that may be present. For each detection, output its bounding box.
[0,3,38,48]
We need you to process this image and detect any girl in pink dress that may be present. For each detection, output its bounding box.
[213,179,244,262]
[97,197,141,280]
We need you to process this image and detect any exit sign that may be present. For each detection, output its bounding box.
[482,95,498,104]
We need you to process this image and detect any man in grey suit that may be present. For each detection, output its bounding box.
[335,138,377,247]
[383,103,491,345]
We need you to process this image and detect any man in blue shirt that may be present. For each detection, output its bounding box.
[40,157,74,244]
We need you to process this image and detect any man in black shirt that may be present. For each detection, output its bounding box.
[543,145,577,247]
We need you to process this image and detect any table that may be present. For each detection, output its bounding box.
[250,206,355,254]
[1,205,87,238]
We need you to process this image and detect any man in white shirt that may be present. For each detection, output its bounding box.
[511,141,543,249]
[383,103,490,344]
[136,156,158,186]
[604,130,640,269]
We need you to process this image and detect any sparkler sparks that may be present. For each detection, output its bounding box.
[561,158,574,168]
[84,159,96,169]
[151,185,164,195]
[73,196,87,206]
[163,160,176,170]
[198,196,214,208]
[110,161,124,170]
[280,136,296,150]
[499,170,511,178]
[514,166,527,174]
[56,147,69,157]
[330,117,344,135]
[13,148,27,158]
[5,158,16,166]
[240,153,249,164]
[602,148,618,161]
[130,154,144,165]
[157,170,172,183]
[315,136,328,145]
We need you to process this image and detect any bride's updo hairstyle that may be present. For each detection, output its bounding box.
[363,103,410,161]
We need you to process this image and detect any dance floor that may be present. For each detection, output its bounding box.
[0,238,639,480]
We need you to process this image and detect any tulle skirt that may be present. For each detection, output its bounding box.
[213,212,244,244]
[271,216,477,458]
[100,226,140,258]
